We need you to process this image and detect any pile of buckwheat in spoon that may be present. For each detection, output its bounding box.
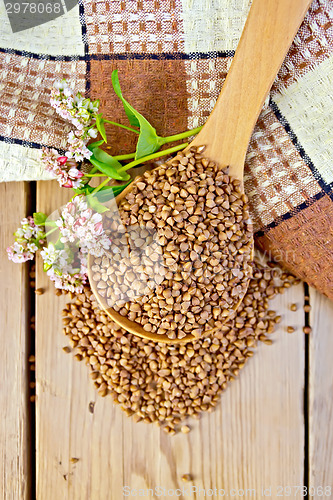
[90,146,254,340]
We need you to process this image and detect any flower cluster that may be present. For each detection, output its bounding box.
[40,243,87,293]
[50,79,99,163]
[66,131,94,163]
[6,217,45,263]
[50,79,99,132]
[37,195,111,293]
[56,195,111,257]
[6,195,111,293]
[41,148,86,189]
[7,71,204,299]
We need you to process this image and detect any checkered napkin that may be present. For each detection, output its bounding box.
[0,0,332,299]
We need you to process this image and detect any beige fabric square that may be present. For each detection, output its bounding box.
[244,107,322,231]
[273,54,333,187]
[180,0,251,53]
[0,1,85,56]
[0,141,52,182]
[83,0,185,53]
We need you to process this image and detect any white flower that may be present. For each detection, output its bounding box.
[27,242,39,253]
[88,128,98,138]
[40,241,88,292]
[63,87,72,98]
[66,133,93,161]
[40,243,68,268]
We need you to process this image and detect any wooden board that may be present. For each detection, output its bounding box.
[0,182,30,500]
[309,288,333,497]
[158,285,306,497]
[35,179,306,499]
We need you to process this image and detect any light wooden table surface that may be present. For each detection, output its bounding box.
[1,180,332,500]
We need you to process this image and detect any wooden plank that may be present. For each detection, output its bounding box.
[36,180,305,498]
[0,182,31,500]
[309,288,333,497]
[159,284,305,497]
[35,181,146,499]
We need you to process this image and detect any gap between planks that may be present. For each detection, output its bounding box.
[309,288,333,496]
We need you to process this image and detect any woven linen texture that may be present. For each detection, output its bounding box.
[0,0,332,300]
[83,0,185,53]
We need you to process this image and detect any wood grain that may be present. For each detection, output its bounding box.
[159,285,306,497]
[0,182,31,500]
[309,288,333,496]
[35,183,305,500]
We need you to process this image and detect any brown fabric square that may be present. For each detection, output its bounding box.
[0,54,86,148]
[89,58,189,155]
[256,194,333,299]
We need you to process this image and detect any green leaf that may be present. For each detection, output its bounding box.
[87,139,105,151]
[111,70,140,128]
[74,185,94,195]
[95,113,107,143]
[93,148,122,169]
[111,70,163,160]
[111,182,131,197]
[136,126,163,160]
[90,149,131,181]
[73,182,131,212]
[96,182,131,201]
[33,212,47,226]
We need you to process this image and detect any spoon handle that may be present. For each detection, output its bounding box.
[191,0,311,174]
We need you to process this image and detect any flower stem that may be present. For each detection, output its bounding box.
[44,227,58,238]
[117,143,189,173]
[89,165,99,175]
[159,126,203,144]
[113,153,136,161]
[85,173,109,178]
[103,119,139,134]
[91,177,111,195]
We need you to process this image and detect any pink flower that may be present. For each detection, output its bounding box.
[41,148,86,189]
[57,156,68,166]
[47,268,87,293]
[62,180,73,188]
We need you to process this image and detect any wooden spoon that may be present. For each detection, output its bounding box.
[88,0,311,343]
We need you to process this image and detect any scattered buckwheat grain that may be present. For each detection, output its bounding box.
[61,260,299,433]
